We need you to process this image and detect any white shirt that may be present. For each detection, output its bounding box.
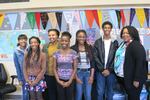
[104,39,111,69]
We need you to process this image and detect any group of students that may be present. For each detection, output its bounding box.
[13,21,147,100]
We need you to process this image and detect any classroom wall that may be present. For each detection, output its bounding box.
[0,0,150,11]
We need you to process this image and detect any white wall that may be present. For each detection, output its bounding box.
[0,0,150,12]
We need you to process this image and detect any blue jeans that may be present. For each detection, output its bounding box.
[76,70,92,100]
[96,72,115,100]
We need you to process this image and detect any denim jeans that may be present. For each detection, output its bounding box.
[96,72,115,100]
[76,70,92,100]
[22,80,29,100]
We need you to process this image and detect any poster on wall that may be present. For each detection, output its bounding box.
[0,0,29,3]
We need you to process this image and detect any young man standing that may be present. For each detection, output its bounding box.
[94,21,118,100]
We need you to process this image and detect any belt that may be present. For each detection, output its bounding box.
[77,68,90,71]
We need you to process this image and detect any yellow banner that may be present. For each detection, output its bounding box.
[97,10,102,29]
[0,14,4,28]
[48,13,58,29]
[136,8,146,27]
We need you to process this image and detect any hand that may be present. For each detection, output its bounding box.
[88,76,94,84]
[102,69,110,77]
[30,81,37,87]
[133,81,139,88]
[63,81,71,88]
[58,80,65,86]
[76,78,83,84]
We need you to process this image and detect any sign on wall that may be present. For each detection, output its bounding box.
[0,0,29,3]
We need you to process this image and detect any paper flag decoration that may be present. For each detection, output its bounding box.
[0,13,4,28]
[120,10,126,27]
[35,12,41,30]
[74,11,82,28]
[48,12,58,29]
[55,12,62,31]
[20,12,26,29]
[97,10,102,28]
[124,9,130,26]
[130,8,135,25]
[136,8,146,27]
[116,10,121,28]
[92,10,100,27]
[144,8,149,27]
[63,11,74,24]
[109,10,118,28]
[80,11,87,29]
[27,12,36,29]
[7,13,18,30]
[85,10,95,28]
[40,12,49,30]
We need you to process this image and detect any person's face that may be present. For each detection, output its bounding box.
[61,36,70,49]
[77,32,86,45]
[48,31,58,43]
[18,38,27,48]
[30,38,39,51]
[122,28,132,43]
[103,24,112,36]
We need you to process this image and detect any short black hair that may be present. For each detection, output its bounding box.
[61,31,72,39]
[120,26,140,41]
[18,34,27,40]
[48,29,60,37]
[102,21,113,29]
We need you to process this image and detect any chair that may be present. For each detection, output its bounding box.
[0,63,17,100]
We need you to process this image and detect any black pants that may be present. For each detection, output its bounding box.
[57,80,74,100]
[43,75,57,100]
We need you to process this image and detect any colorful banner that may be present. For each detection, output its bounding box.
[136,8,146,27]
[48,12,58,29]
[92,10,100,27]
[85,10,95,28]
[27,12,35,29]
[116,10,121,28]
[130,8,135,25]
[97,10,102,28]
[20,12,26,29]
[74,11,82,28]
[120,9,126,27]
[56,12,62,31]
[0,14,4,28]
[109,10,118,28]
[40,12,49,30]
[124,9,130,26]
[7,13,18,30]
[35,12,41,31]
[80,11,87,29]
[144,8,149,27]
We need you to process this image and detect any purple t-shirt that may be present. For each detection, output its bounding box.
[53,50,77,80]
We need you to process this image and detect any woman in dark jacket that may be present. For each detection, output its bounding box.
[71,29,94,100]
[120,26,147,100]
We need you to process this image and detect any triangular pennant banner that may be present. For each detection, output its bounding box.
[27,12,36,29]
[136,8,146,27]
[116,10,121,28]
[102,10,111,22]
[80,11,87,29]
[40,12,49,30]
[74,11,82,28]
[109,10,118,28]
[63,11,74,24]
[85,10,95,28]
[144,8,149,27]
[124,9,130,26]
[48,12,58,29]
[7,13,18,30]
[35,12,41,30]
[130,8,135,25]
[97,10,102,29]
[0,14,4,28]
[92,10,100,27]
[55,12,62,31]
[20,12,26,29]
[120,9,126,27]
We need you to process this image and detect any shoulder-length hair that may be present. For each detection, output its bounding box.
[25,36,41,65]
[120,26,140,42]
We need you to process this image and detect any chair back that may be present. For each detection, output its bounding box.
[0,63,7,85]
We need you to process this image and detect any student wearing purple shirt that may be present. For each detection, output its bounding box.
[53,32,77,100]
